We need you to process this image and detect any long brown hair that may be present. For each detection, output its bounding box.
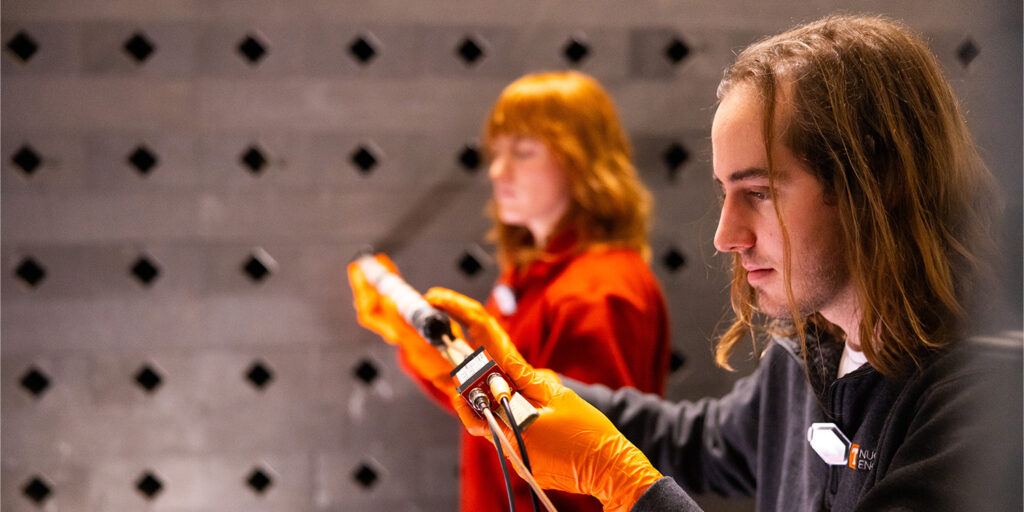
[715,15,997,376]
[484,71,652,269]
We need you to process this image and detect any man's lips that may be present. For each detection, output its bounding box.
[744,266,773,283]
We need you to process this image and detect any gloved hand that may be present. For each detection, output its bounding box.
[425,287,663,512]
[347,254,455,391]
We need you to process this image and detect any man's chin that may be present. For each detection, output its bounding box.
[754,293,795,319]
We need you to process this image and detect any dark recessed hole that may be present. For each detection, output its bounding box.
[563,37,590,64]
[124,32,156,63]
[242,249,276,283]
[130,256,160,286]
[662,247,686,273]
[237,34,268,65]
[457,144,481,172]
[22,476,52,504]
[669,350,686,373]
[349,36,377,65]
[240,145,267,174]
[353,359,380,384]
[350,146,378,174]
[135,472,163,499]
[663,142,690,179]
[665,37,690,64]
[456,36,485,66]
[246,360,274,389]
[7,31,39,62]
[246,467,273,494]
[12,145,42,176]
[128,145,158,176]
[134,364,163,393]
[353,463,379,489]
[457,252,483,278]
[15,257,47,288]
[20,367,50,397]
[956,38,980,68]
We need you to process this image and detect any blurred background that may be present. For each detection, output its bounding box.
[2,1,1020,511]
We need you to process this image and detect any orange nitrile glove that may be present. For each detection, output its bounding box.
[347,254,455,392]
[424,287,664,512]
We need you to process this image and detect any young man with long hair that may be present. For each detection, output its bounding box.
[429,14,1021,511]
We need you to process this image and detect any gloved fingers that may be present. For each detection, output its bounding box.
[424,287,509,361]
[526,386,663,511]
[451,392,493,438]
[423,287,497,343]
[448,317,468,346]
[397,342,454,387]
[371,253,400,274]
[450,392,533,477]
[427,287,563,404]
[347,257,420,346]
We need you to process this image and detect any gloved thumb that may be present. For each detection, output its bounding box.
[425,287,555,402]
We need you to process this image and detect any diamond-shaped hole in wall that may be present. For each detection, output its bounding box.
[956,38,980,68]
[669,350,686,373]
[136,472,163,499]
[457,252,483,278]
[458,144,481,173]
[134,364,163,393]
[7,31,39,62]
[237,34,268,65]
[15,257,47,288]
[240,145,267,175]
[353,359,380,385]
[242,248,277,283]
[663,143,689,179]
[22,476,52,504]
[662,247,686,273]
[123,32,156,63]
[353,463,379,489]
[456,36,485,66]
[665,37,691,65]
[350,145,378,175]
[130,256,160,286]
[12,145,42,176]
[128,145,158,176]
[246,360,274,390]
[563,37,590,64]
[246,467,273,494]
[21,366,51,397]
[349,35,377,65]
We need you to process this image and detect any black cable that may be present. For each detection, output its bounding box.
[486,408,517,512]
[502,396,540,512]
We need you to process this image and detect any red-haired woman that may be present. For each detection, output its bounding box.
[350,71,670,512]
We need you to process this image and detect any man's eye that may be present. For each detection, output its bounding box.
[748,189,770,201]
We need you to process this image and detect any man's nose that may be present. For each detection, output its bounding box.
[714,198,755,253]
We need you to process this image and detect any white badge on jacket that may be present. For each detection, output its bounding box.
[492,284,517,316]
[807,422,852,465]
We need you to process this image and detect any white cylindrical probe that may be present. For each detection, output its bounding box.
[356,255,453,347]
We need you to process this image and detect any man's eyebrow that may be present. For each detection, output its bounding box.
[713,167,770,185]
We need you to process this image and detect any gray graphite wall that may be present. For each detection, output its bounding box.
[2,1,1020,511]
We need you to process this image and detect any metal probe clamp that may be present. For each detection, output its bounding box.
[450,346,538,431]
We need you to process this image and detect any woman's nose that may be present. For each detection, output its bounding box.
[489,155,509,181]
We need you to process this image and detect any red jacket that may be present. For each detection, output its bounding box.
[402,237,670,511]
